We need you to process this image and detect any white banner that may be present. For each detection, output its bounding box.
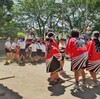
[55,0,63,3]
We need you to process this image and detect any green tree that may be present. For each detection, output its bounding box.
[0,0,13,34]
[13,0,100,37]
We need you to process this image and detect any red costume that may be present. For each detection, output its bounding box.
[87,40,100,72]
[45,39,62,73]
[65,38,88,71]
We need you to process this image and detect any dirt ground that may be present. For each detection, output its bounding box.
[0,58,100,99]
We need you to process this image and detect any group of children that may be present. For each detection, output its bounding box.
[4,36,46,65]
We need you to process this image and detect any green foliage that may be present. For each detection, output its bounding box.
[0,0,100,38]
[0,0,14,36]
[16,0,99,35]
[17,32,26,37]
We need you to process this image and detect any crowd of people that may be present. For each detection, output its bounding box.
[4,29,100,89]
[4,35,46,65]
[45,29,100,89]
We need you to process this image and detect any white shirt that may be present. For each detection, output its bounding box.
[12,42,17,49]
[59,43,66,49]
[37,43,42,50]
[29,43,37,52]
[17,40,20,45]
[41,44,46,52]
[19,41,26,49]
[66,38,69,45]
[59,43,66,52]
[5,41,11,48]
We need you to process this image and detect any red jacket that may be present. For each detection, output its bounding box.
[45,39,62,61]
[65,38,87,58]
[87,40,100,61]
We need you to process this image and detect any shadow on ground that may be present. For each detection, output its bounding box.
[48,84,66,96]
[0,84,23,99]
[70,78,100,99]
[47,75,100,98]
[70,85,100,99]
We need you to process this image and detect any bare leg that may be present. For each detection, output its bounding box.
[90,71,97,82]
[80,69,86,81]
[60,60,65,74]
[50,73,56,81]
[74,70,79,83]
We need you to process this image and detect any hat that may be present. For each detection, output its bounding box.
[93,31,100,38]
[93,31,99,34]
[48,32,55,37]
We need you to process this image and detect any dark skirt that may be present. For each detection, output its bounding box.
[31,52,37,57]
[41,52,45,57]
[19,49,25,56]
[5,48,11,53]
[46,56,62,73]
[11,49,16,53]
[37,49,42,56]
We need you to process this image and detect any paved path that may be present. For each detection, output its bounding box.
[0,59,100,99]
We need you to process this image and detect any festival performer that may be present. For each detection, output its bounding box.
[45,32,64,85]
[87,31,100,86]
[65,29,88,89]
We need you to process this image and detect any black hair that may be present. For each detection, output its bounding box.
[48,32,55,37]
[71,29,79,37]
[21,37,25,41]
[45,32,48,36]
[94,32,99,38]
[46,38,53,42]
[60,38,66,41]
[93,31,100,48]
[37,41,40,43]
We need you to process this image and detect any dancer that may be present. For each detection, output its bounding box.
[65,29,88,89]
[45,32,64,85]
[87,31,100,86]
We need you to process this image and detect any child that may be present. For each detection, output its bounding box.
[29,40,37,63]
[41,42,46,61]
[59,38,66,74]
[37,40,42,62]
[4,37,12,65]
[11,38,17,62]
[18,37,26,63]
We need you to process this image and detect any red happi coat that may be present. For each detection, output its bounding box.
[45,39,62,61]
[87,40,100,61]
[65,38,87,58]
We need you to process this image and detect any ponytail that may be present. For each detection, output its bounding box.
[93,38,100,48]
